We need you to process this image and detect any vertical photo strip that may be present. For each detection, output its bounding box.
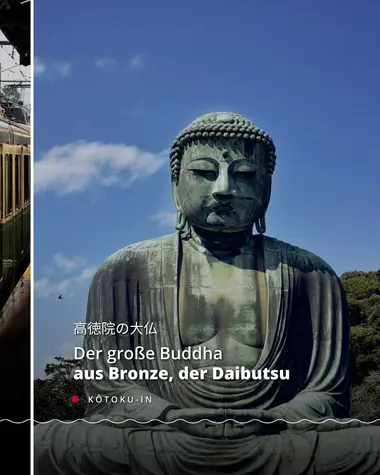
[0,0,31,472]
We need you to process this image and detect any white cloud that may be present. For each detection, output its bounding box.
[54,61,72,77]
[94,55,144,75]
[95,58,116,68]
[53,254,85,273]
[34,276,72,299]
[151,211,176,228]
[34,56,72,79]
[129,55,144,72]
[34,57,46,76]
[35,140,167,195]
[35,254,97,299]
[74,266,98,283]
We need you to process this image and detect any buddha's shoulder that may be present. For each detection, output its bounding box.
[263,236,336,275]
[96,233,177,272]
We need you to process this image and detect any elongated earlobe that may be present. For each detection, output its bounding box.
[175,211,186,231]
[255,216,266,234]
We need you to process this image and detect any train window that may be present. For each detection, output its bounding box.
[6,154,12,216]
[24,154,30,202]
[15,154,21,209]
[0,154,2,218]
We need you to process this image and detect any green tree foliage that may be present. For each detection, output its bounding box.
[34,357,86,422]
[343,270,380,419]
[34,270,380,421]
[351,370,380,421]
[1,85,21,104]
[342,270,380,385]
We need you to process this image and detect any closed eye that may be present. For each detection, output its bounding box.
[233,170,257,178]
[190,170,217,180]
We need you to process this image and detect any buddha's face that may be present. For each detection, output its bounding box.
[174,139,271,232]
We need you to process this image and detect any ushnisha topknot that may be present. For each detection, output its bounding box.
[170,112,277,182]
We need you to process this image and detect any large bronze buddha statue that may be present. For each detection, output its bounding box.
[35,112,380,474]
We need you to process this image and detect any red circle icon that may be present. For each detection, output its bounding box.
[71,395,79,404]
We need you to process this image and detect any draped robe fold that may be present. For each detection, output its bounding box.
[34,233,380,475]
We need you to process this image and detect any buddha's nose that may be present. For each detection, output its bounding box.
[212,170,234,198]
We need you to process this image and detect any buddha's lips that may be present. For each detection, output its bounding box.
[212,204,233,212]
[209,197,255,210]
[209,201,235,210]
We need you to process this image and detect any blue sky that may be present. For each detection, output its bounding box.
[34,0,380,376]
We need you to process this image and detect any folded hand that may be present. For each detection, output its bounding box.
[165,408,226,438]
[222,409,287,438]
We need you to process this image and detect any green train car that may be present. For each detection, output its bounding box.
[0,105,30,311]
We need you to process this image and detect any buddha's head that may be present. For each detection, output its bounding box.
[170,112,276,234]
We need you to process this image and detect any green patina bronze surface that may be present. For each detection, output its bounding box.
[35,112,380,474]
